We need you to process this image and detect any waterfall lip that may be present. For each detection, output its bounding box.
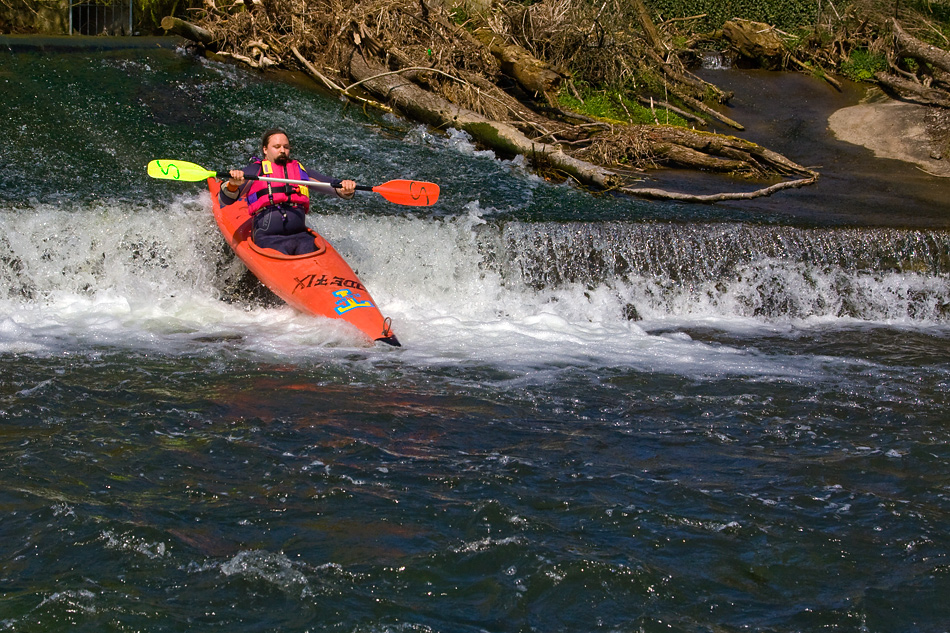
[0,35,180,53]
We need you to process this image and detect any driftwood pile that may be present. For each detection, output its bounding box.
[876,18,950,109]
[161,1,950,201]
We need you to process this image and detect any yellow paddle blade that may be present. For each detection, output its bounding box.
[147,160,218,182]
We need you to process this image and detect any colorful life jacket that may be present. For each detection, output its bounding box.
[245,159,311,215]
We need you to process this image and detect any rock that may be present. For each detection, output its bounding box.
[828,91,950,178]
[722,19,786,68]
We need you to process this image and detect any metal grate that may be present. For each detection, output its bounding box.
[69,0,133,35]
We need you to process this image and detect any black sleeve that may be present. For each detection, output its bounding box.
[218,163,260,207]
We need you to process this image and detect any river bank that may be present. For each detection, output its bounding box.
[650,68,950,229]
[3,35,947,227]
[829,89,950,178]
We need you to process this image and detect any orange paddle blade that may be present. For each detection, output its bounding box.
[371,180,440,206]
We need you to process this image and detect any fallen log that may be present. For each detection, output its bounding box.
[891,18,950,75]
[580,125,816,178]
[161,16,217,49]
[651,142,748,171]
[648,127,816,178]
[348,51,622,189]
[473,28,566,99]
[722,18,786,68]
[875,71,950,108]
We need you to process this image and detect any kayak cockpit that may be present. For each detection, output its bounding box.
[247,230,327,259]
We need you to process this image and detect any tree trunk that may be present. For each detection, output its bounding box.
[473,28,566,99]
[161,16,217,49]
[347,51,623,189]
[892,18,950,74]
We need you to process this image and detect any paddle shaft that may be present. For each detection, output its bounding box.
[149,161,437,205]
[218,172,365,193]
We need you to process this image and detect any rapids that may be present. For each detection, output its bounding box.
[1,37,948,633]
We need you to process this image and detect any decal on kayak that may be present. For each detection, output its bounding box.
[293,274,366,293]
[333,289,376,314]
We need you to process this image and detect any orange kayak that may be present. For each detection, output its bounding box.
[207,177,400,346]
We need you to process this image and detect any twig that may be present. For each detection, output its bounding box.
[621,175,818,202]
[788,55,842,91]
[658,13,707,27]
[635,96,704,124]
[344,66,462,94]
[291,45,344,92]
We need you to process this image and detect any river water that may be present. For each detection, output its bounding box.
[1,38,949,632]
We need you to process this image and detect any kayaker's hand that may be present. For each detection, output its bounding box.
[337,179,356,198]
[227,170,245,191]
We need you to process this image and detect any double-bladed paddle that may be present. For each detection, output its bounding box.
[147,159,439,207]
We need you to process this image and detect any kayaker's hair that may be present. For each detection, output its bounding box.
[261,128,289,151]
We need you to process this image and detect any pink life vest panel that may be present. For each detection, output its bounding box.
[245,160,311,215]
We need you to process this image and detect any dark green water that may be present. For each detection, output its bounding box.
[1,39,949,632]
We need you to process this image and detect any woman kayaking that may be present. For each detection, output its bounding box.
[220,128,357,255]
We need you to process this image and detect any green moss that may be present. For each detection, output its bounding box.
[839,49,887,82]
[449,6,471,26]
[558,83,689,127]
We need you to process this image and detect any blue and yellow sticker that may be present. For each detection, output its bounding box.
[333,289,375,314]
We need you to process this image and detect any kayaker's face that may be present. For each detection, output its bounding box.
[263,133,291,165]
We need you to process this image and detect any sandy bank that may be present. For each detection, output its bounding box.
[828,90,950,178]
